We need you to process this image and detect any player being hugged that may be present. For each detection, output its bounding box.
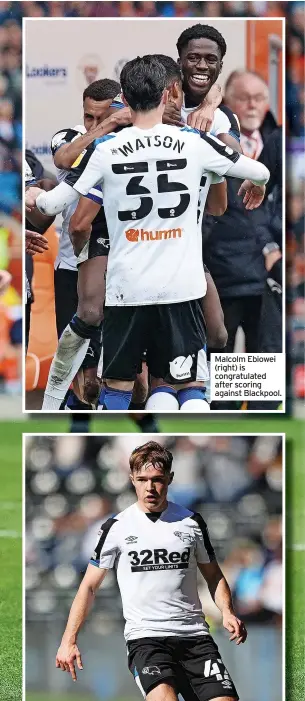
[31,55,270,412]
[56,441,247,701]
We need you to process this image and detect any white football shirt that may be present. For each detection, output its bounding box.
[90,501,216,642]
[181,102,240,142]
[72,123,241,306]
[51,126,103,271]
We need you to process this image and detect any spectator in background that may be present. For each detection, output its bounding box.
[205,71,280,407]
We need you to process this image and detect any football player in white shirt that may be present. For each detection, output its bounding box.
[56,440,246,701]
[61,56,228,412]
[33,55,269,412]
[27,56,227,414]
[175,23,265,209]
[25,80,159,431]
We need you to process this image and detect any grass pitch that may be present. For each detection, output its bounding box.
[0,416,303,700]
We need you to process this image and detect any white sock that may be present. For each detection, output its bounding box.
[179,399,210,412]
[145,390,179,411]
[42,326,90,410]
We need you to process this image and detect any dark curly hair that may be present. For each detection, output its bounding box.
[83,78,121,102]
[176,24,227,59]
[120,55,166,112]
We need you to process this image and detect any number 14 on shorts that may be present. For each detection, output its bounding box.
[204,658,231,685]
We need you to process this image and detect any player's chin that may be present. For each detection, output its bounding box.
[187,76,211,98]
[145,496,160,509]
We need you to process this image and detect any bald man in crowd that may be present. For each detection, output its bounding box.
[204,70,281,408]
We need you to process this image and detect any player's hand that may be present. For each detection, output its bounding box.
[187,84,222,132]
[163,101,184,127]
[264,249,282,272]
[223,612,247,645]
[56,640,83,682]
[238,180,265,210]
[187,103,215,132]
[111,106,132,127]
[0,269,12,295]
[25,186,43,212]
[25,229,49,255]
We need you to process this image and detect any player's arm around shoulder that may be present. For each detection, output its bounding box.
[72,141,109,198]
[214,104,243,154]
[198,560,247,645]
[56,563,108,681]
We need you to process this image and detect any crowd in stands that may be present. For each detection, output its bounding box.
[0,0,304,400]
[0,7,22,394]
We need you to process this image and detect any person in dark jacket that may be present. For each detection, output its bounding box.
[205,71,281,356]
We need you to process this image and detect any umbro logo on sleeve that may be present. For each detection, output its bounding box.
[125,535,138,544]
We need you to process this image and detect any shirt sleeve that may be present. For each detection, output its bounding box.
[25,160,36,186]
[63,140,105,205]
[72,142,108,196]
[90,517,119,569]
[199,133,241,176]
[191,513,216,564]
[200,134,269,184]
[51,127,85,156]
[212,105,240,142]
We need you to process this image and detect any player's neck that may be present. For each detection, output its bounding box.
[132,107,163,129]
[183,89,201,108]
[137,499,168,514]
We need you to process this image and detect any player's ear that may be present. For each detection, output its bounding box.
[169,472,174,485]
[162,88,169,105]
[219,61,223,74]
[129,471,135,487]
[121,93,128,108]
[172,81,179,100]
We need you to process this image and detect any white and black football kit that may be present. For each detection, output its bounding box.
[67,124,240,384]
[90,501,238,700]
[67,122,265,385]
[50,127,108,373]
[181,100,240,143]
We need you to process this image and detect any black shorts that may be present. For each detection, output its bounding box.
[127,635,238,700]
[76,226,109,267]
[54,267,78,338]
[53,266,100,371]
[101,300,208,384]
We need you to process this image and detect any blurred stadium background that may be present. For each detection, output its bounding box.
[25,433,283,701]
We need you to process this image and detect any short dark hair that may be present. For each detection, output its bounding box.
[153,54,182,87]
[176,23,227,59]
[120,55,166,112]
[129,441,173,474]
[83,78,121,103]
